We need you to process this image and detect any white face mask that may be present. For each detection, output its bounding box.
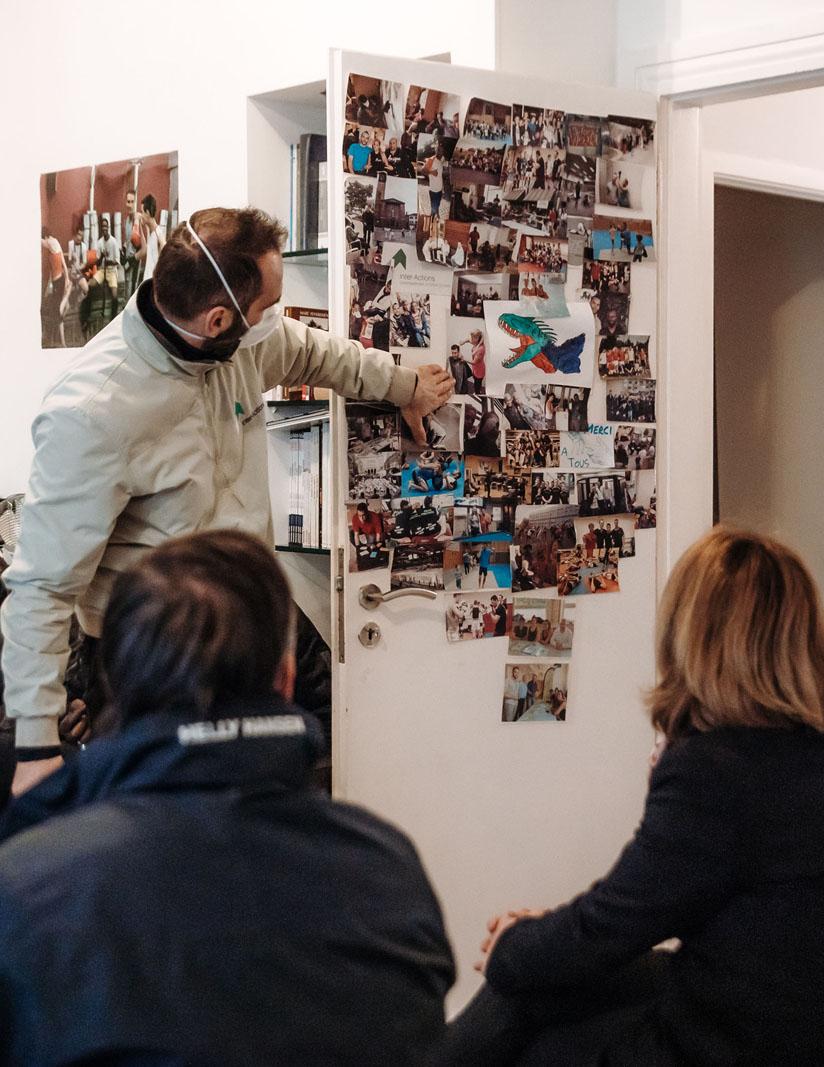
[175,219,283,347]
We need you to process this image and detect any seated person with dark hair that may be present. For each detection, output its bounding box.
[0,530,455,1065]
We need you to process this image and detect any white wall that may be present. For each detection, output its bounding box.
[496,1,824,90]
[0,0,495,496]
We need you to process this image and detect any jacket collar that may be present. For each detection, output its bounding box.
[0,696,325,842]
[120,281,225,378]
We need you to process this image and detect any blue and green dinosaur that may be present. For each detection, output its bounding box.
[497,313,585,375]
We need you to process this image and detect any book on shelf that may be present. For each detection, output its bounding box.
[286,423,328,550]
[269,307,330,402]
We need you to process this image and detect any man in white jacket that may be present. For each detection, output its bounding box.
[2,207,452,794]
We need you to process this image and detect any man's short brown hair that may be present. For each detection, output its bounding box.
[153,207,287,323]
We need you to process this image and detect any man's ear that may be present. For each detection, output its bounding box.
[202,304,235,337]
[274,651,296,703]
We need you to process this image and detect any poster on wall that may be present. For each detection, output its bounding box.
[39,151,179,349]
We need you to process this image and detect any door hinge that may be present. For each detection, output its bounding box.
[336,547,346,664]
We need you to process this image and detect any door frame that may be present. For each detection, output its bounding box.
[641,34,824,589]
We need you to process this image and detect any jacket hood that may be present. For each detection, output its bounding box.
[1,695,325,841]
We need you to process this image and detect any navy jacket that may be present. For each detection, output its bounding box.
[0,699,454,1065]
[488,727,824,1064]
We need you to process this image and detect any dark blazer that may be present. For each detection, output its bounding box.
[487,726,824,1064]
[0,698,455,1066]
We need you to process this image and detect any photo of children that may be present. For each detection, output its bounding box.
[509,598,576,658]
[502,662,568,721]
[446,592,513,643]
[530,472,575,506]
[348,451,402,501]
[557,546,620,596]
[575,515,636,560]
[506,429,560,471]
[346,402,400,455]
[462,395,507,456]
[598,335,651,378]
[516,234,568,283]
[401,450,464,497]
[347,500,391,572]
[463,457,528,502]
[613,426,656,470]
[462,97,512,144]
[605,379,656,423]
[400,402,463,452]
[389,289,431,347]
[444,539,512,592]
[453,500,515,541]
[512,105,564,148]
[592,214,654,263]
[386,495,453,543]
[512,508,576,591]
[390,543,445,591]
[447,319,488,395]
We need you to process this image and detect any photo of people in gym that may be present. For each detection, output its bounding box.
[453,500,515,541]
[530,472,575,506]
[574,515,636,561]
[443,539,512,592]
[557,545,620,596]
[509,598,575,658]
[463,456,528,502]
[401,450,464,497]
[40,150,178,347]
[385,495,454,543]
[445,592,513,643]
[506,429,560,471]
[502,662,568,722]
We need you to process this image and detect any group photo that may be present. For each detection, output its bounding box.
[385,495,454,543]
[464,456,528,502]
[502,662,568,722]
[348,451,403,501]
[509,598,576,658]
[605,378,656,422]
[574,516,636,560]
[613,425,656,470]
[506,429,560,471]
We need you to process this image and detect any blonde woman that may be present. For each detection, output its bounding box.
[443,528,824,1064]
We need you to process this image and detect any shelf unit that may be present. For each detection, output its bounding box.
[248,77,332,648]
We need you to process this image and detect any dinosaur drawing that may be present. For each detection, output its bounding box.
[497,313,585,374]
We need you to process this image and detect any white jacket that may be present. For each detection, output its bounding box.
[1,295,415,747]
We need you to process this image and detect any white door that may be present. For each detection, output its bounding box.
[327,50,659,1009]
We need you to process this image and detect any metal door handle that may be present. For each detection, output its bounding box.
[358,583,438,609]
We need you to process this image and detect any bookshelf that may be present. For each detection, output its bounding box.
[248,78,332,647]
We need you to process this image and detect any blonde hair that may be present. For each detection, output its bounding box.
[649,527,824,740]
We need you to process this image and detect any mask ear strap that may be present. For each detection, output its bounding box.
[186,219,250,330]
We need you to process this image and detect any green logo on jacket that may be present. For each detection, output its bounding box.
[235,402,245,417]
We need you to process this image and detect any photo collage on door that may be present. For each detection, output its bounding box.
[343,75,656,724]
